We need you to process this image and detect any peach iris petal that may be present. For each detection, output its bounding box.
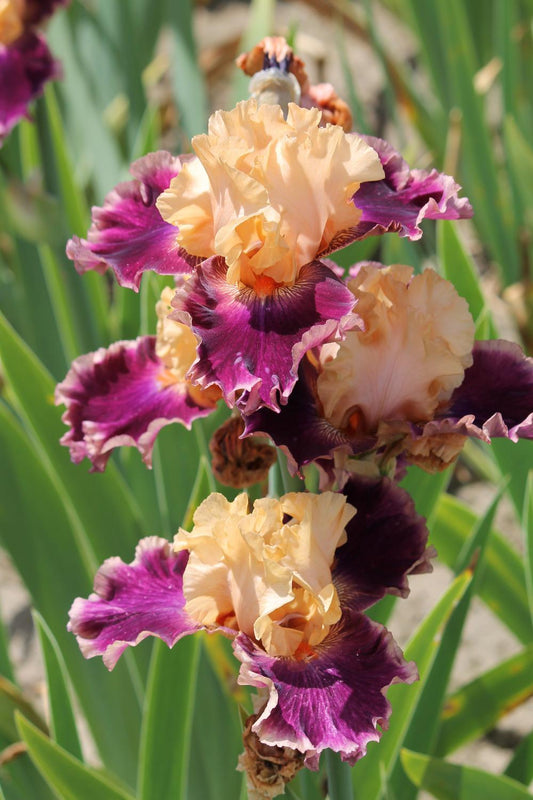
[157,99,384,289]
[174,491,355,657]
[316,265,475,433]
[155,286,220,406]
[0,0,24,44]
[155,286,199,383]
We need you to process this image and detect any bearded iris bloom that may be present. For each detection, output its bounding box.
[55,287,220,471]
[68,478,430,788]
[65,69,472,418]
[0,0,68,143]
[245,262,533,482]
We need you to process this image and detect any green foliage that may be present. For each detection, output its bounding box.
[435,644,533,757]
[33,614,83,760]
[351,572,472,799]
[1,1,532,799]
[137,637,200,800]
[17,714,136,800]
[401,749,533,800]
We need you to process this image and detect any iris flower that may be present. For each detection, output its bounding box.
[55,286,220,471]
[245,262,533,482]
[0,0,68,143]
[69,478,430,789]
[66,60,471,416]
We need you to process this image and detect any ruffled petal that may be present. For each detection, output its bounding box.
[172,256,359,413]
[0,33,59,144]
[55,336,217,472]
[335,476,432,611]
[355,135,473,238]
[234,612,416,767]
[66,152,200,291]
[321,136,472,254]
[444,339,533,441]
[68,537,198,669]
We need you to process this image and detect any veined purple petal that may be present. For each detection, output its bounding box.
[66,152,200,291]
[55,336,216,472]
[354,135,473,239]
[320,136,472,254]
[68,537,198,670]
[234,612,416,767]
[442,339,533,441]
[172,257,359,413]
[0,33,59,144]
[335,476,432,611]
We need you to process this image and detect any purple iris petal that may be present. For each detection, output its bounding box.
[172,257,359,413]
[68,538,198,670]
[66,152,200,291]
[320,136,472,255]
[353,135,473,239]
[55,335,216,472]
[431,339,533,441]
[234,612,416,767]
[335,476,432,611]
[0,32,59,144]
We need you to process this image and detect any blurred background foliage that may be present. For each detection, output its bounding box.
[0,1,533,799]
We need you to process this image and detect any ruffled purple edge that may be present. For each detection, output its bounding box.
[439,339,533,441]
[399,339,533,447]
[66,151,201,291]
[0,32,59,144]
[172,256,360,413]
[235,612,416,767]
[232,476,426,766]
[320,135,472,255]
[55,335,216,472]
[247,338,533,476]
[68,537,198,669]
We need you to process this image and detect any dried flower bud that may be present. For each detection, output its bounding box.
[238,712,305,800]
[209,415,276,488]
[236,36,310,92]
[304,83,353,132]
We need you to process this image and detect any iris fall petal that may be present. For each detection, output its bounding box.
[68,537,198,670]
[66,151,200,291]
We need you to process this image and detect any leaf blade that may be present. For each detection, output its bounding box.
[16,715,136,800]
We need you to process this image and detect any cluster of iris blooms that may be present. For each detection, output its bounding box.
[45,36,533,799]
